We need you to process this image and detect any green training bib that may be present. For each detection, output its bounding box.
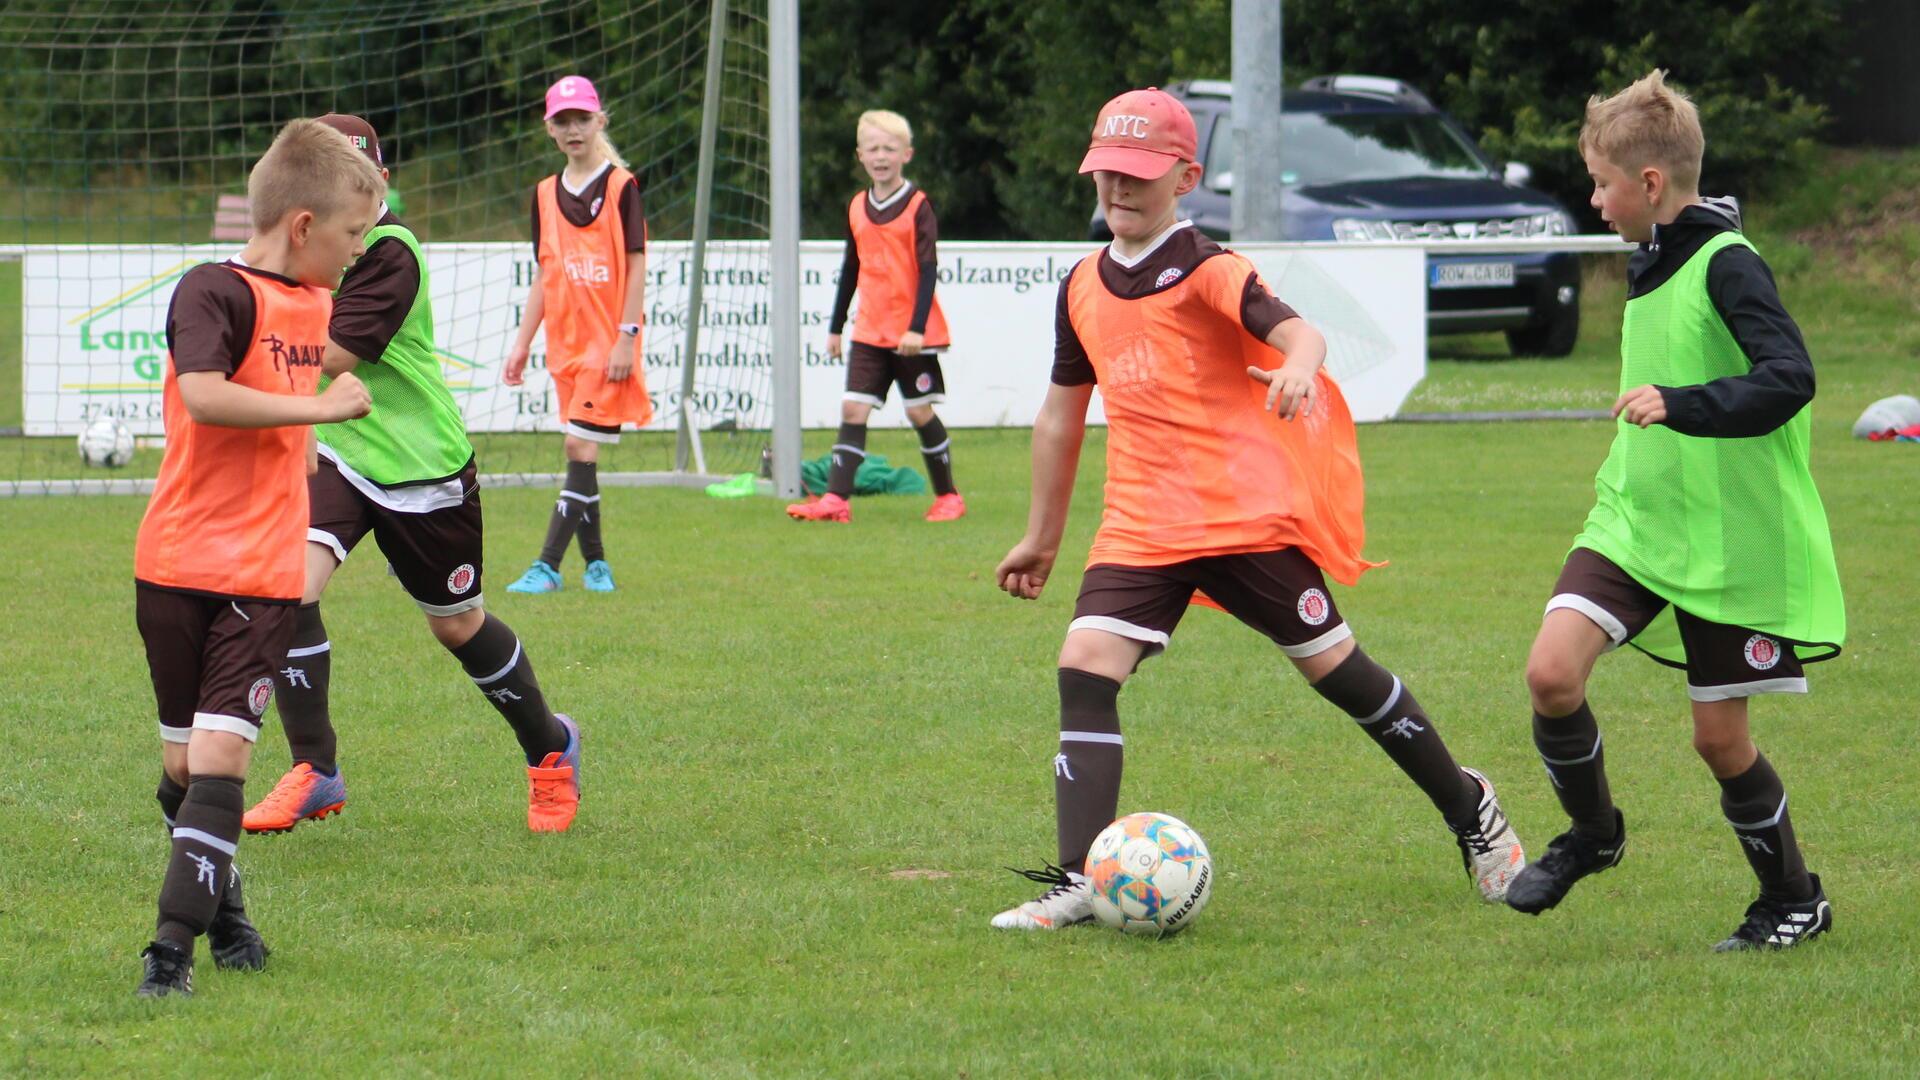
[1573,230,1844,663]
[317,222,473,486]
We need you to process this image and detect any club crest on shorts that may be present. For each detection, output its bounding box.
[915,372,933,393]
[1155,267,1184,288]
[1744,634,1782,670]
[247,677,275,717]
[448,563,477,595]
[1297,589,1331,626]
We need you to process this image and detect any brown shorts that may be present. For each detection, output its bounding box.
[135,583,297,744]
[1070,547,1351,661]
[553,362,651,441]
[308,455,486,616]
[1548,547,1818,700]
[844,341,946,408]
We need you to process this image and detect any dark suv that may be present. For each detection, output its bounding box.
[1090,76,1582,356]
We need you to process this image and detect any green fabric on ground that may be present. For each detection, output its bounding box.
[801,453,927,496]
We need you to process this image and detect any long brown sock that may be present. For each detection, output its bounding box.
[914,417,956,496]
[451,613,567,763]
[155,775,244,949]
[156,772,186,829]
[1313,648,1480,829]
[275,603,336,773]
[828,422,866,497]
[1719,752,1815,902]
[1532,701,1619,840]
[571,461,604,563]
[1055,668,1123,873]
[538,463,597,568]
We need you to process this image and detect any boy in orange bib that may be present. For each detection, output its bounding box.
[787,109,964,523]
[133,119,380,995]
[990,90,1525,931]
[505,75,651,593]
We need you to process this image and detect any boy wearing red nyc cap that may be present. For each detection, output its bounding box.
[505,74,652,594]
[990,89,1525,930]
[787,108,964,523]
[244,114,582,840]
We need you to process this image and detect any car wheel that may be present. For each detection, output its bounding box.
[1506,302,1579,358]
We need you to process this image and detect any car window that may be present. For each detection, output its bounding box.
[1211,110,1492,187]
[1205,114,1234,179]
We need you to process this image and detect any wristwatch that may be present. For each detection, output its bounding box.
[618,322,641,337]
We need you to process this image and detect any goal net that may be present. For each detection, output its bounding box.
[0,0,799,496]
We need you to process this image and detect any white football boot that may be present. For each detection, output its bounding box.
[990,865,1094,930]
[1452,767,1526,903]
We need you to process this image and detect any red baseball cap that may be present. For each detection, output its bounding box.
[1078,88,1198,179]
[546,75,602,119]
[315,113,382,166]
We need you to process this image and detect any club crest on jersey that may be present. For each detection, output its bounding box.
[247,676,275,716]
[590,196,604,217]
[1744,634,1782,670]
[562,254,611,284]
[448,563,476,595]
[915,372,933,393]
[1297,589,1331,626]
[1101,114,1152,140]
[1155,267,1184,288]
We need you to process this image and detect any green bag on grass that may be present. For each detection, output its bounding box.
[800,453,927,496]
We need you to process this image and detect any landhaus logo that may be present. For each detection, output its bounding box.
[67,260,196,389]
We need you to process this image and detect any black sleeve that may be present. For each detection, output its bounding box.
[908,197,938,335]
[165,264,254,377]
[620,176,647,253]
[828,221,859,336]
[1239,271,1299,342]
[1656,246,1815,438]
[1050,274,1095,386]
[530,189,542,264]
[328,236,420,363]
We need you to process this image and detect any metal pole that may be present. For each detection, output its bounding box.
[768,0,803,499]
[1230,0,1284,241]
[676,0,731,472]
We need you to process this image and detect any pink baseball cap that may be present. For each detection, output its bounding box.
[545,75,602,119]
[1078,88,1198,179]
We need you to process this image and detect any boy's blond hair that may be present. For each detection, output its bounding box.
[1579,69,1704,193]
[856,109,913,147]
[248,118,387,232]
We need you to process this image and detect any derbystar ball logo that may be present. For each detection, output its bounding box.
[1745,634,1782,670]
[1101,114,1152,140]
[562,254,611,284]
[1297,589,1330,626]
[248,676,275,716]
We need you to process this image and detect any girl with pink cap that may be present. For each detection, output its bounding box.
[504,75,653,595]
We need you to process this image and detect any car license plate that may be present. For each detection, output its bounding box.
[1430,262,1515,288]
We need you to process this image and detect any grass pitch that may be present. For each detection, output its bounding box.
[5,151,1920,1074]
[3,405,1917,1075]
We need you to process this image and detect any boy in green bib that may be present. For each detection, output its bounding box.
[1505,72,1843,951]
[243,115,584,837]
